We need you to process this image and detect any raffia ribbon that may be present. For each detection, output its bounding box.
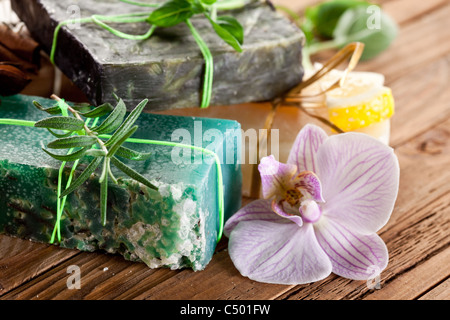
[249,42,365,198]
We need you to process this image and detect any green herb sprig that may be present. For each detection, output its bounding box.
[33,95,158,236]
[51,0,251,109]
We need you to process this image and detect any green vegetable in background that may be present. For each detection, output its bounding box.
[332,6,398,60]
[283,0,398,69]
[305,0,372,40]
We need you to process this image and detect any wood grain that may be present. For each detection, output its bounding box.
[418,277,450,300]
[364,247,450,300]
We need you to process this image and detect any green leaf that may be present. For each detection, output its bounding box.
[33,101,62,115]
[47,135,97,149]
[47,128,74,138]
[34,116,86,132]
[301,6,320,45]
[79,103,114,118]
[110,156,158,191]
[104,98,148,147]
[42,146,89,162]
[215,16,244,45]
[147,0,194,27]
[201,0,216,5]
[70,102,92,113]
[115,146,152,161]
[207,15,243,52]
[333,6,398,60]
[91,99,127,134]
[107,126,138,158]
[59,156,103,198]
[314,0,371,39]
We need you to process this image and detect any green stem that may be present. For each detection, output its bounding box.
[186,18,214,109]
[50,17,94,64]
[99,157,109,226]
[214,0,250,10]
[92,15,156,41]
[0,119,36,127]
[118,0,159,7]
[50,12,154,63]
[50,116,98,243]
[306,39,341,55]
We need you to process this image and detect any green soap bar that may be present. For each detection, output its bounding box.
[0,94,242,270]
[11,0,304,110]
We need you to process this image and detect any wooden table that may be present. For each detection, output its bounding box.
[1,0,449,301]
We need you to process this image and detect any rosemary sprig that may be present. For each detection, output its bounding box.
[33,95,158,231]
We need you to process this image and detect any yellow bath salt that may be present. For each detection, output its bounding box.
[305,66,395,144]
[327,86,395,131]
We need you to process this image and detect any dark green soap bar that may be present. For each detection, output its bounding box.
[11,0,304,110]
[0,94,242,270]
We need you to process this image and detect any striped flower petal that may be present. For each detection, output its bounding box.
[271,199,303,227]
[314,217,389,280]
[293,170,324,202]
[228,220,332,285]
[224,199,288,237]
[258,155,297,199]
[287,124,328,174]
[317,132,399,234]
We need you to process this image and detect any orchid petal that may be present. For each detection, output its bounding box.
[287,124,328,173]
[228,221,332,285]
[272,199,303,227]
[294,171,324,202]
[317,132,399,234]
[258,155,297,199]
[224,199,288,237]
[314,217,388,280]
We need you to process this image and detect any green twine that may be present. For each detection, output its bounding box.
[0,116,225,243]
[185,19,214,109]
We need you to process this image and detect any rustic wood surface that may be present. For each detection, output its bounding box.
[1,0,449,300]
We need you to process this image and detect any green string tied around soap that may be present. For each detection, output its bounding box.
[49,0,249,109]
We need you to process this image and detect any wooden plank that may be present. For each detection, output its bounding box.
[133,249,295,300]
[0,249,180,300]
[418,277,450,300]
[0,235,78,296]
[358,2,450,83]
[363,247,450,300]
[381,0,448,26]
[388,55,450,147]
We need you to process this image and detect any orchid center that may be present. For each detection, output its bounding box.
[272,170,325,225]
[284,188,302,206]
[299,199,322,223]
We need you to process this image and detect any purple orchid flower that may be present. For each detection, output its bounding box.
[224,124,400,285]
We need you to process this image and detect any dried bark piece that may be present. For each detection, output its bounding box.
[0,23,41,66]
[0,63,30,95]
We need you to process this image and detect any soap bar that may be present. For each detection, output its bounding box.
[0,94,242,270]
[11,0,304,110]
